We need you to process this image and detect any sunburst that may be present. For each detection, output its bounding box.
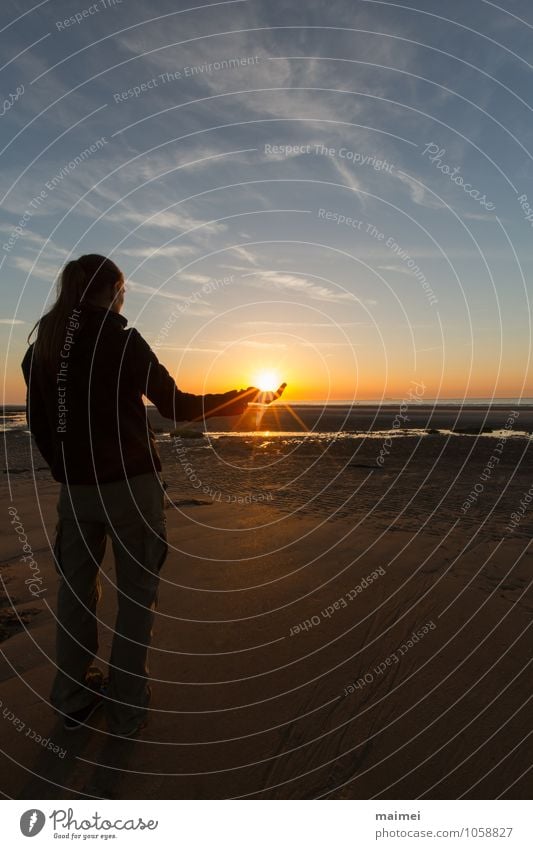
[253,369,281,393]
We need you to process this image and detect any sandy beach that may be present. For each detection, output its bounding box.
[4,0,533,824]
[1,414,532,799]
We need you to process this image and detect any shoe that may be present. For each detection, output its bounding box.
[116,718,148,738]
[63,696,103,731]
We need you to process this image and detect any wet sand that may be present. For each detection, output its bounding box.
[148,401,533,434]
[0,426,532,799]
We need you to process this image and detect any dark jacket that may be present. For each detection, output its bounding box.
[21,305,247,484]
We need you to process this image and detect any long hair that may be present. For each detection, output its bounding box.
[28,254,123,374]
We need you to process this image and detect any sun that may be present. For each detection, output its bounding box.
[253,369,280,392]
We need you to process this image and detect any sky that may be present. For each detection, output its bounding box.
[1,0,533,403]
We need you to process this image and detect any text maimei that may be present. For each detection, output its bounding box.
[50,808,158,832]
[422,143,496,211]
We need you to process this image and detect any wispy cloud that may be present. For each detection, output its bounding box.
[228,245,260,266]
[107,206,227,236]
[243,270,368,303]
[120,245,196,259]
[152,345,221,353]
[222,339,287,348]
[327,152,364,200]
[395,170,445,210]
[126,279,214,315]
[377,264,411,275]
[239,320,364,327]
[297,340,361,348]
[8,256,62,281]
[179,272,215,284]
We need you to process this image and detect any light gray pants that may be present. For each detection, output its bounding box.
[50,472,167,734]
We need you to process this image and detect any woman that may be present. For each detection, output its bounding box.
[22,254,284,737]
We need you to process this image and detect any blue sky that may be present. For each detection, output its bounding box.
[1,0,533,401]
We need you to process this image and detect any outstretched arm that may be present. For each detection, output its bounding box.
[128,330,284,421]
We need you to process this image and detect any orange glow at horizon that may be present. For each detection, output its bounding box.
[252,369,281,393]
[4,334,532,405]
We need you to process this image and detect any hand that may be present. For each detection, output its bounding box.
[239,382,287,406]
[256,382,287,404]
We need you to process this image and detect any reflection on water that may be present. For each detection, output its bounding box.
[160,428,533,444]
[209,430,427,440]
[3,405,532,442]
[0,411,27,433]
